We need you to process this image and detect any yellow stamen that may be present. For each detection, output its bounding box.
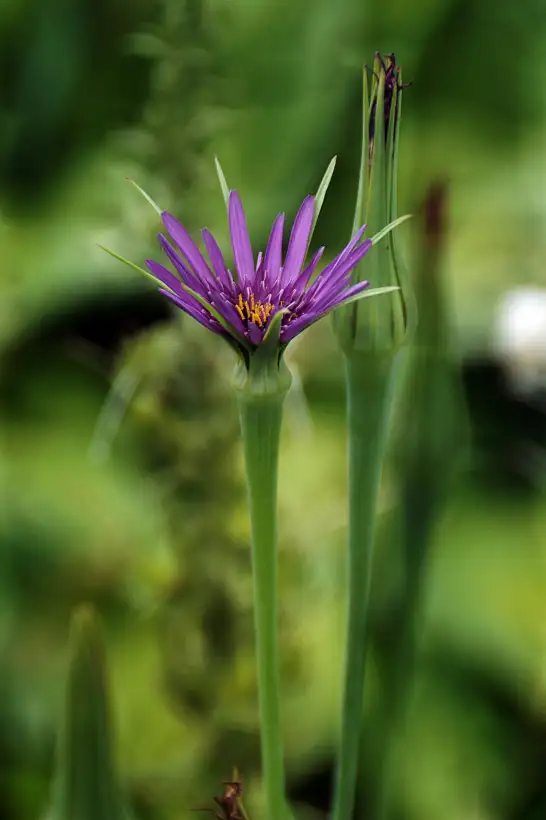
[234,291,276,330]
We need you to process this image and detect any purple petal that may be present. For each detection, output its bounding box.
[282,196,315,285]
[158,288,222,334]
[280,314,315,343]
[305,279,352,312]
[247,322,264,345]
[332,239,373,281]
[333,224,367,269]
[309,240,372,299]
[318,224,368,283]
[201,228,233,291]
[310,279,370,315]
[307,265,350,301]
[280,281,368,343]
[228,191,254,286]
[264,213,284,286]
[214,293,248,336]
[162,212,216,289]
[146,259,185,294]
[330,279,370,305]
[290,246,326,299]
[158,235,207,296]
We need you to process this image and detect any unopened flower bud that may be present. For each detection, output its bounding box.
[335,53,416,354]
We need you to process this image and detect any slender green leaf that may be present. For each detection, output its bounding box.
[370,214,412,246]
[338,285,399,308]
[214,156,231,208]
[98,245,161,287]
[311,156,337,238]
[126,179,163,215]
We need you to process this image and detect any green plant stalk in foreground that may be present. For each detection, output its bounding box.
[232,351,292,820]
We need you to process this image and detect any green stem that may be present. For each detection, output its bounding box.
[332,354,397,820]
[238,393,286,820]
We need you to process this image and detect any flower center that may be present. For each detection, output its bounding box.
[235,292,274,328]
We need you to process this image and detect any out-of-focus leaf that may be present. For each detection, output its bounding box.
[47,606,133,820]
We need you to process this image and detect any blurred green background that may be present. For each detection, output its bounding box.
[1,1,546,819]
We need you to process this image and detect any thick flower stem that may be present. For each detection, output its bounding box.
[332,354,397,820]
[238,392,287,820]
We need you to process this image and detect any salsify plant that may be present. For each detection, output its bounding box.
[101,153,407,820]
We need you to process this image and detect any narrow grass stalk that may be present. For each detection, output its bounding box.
[332,354,397,820]
[238,393,286,820]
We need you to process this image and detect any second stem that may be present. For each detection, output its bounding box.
[332,354,397,820]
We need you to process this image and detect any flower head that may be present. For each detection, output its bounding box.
[145,191,373,362]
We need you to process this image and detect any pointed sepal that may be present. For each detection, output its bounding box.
[126,179,163,215]
[214,157,232,208]
[309,156,337,245]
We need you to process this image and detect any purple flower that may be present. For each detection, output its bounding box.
[145,191,372,358]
